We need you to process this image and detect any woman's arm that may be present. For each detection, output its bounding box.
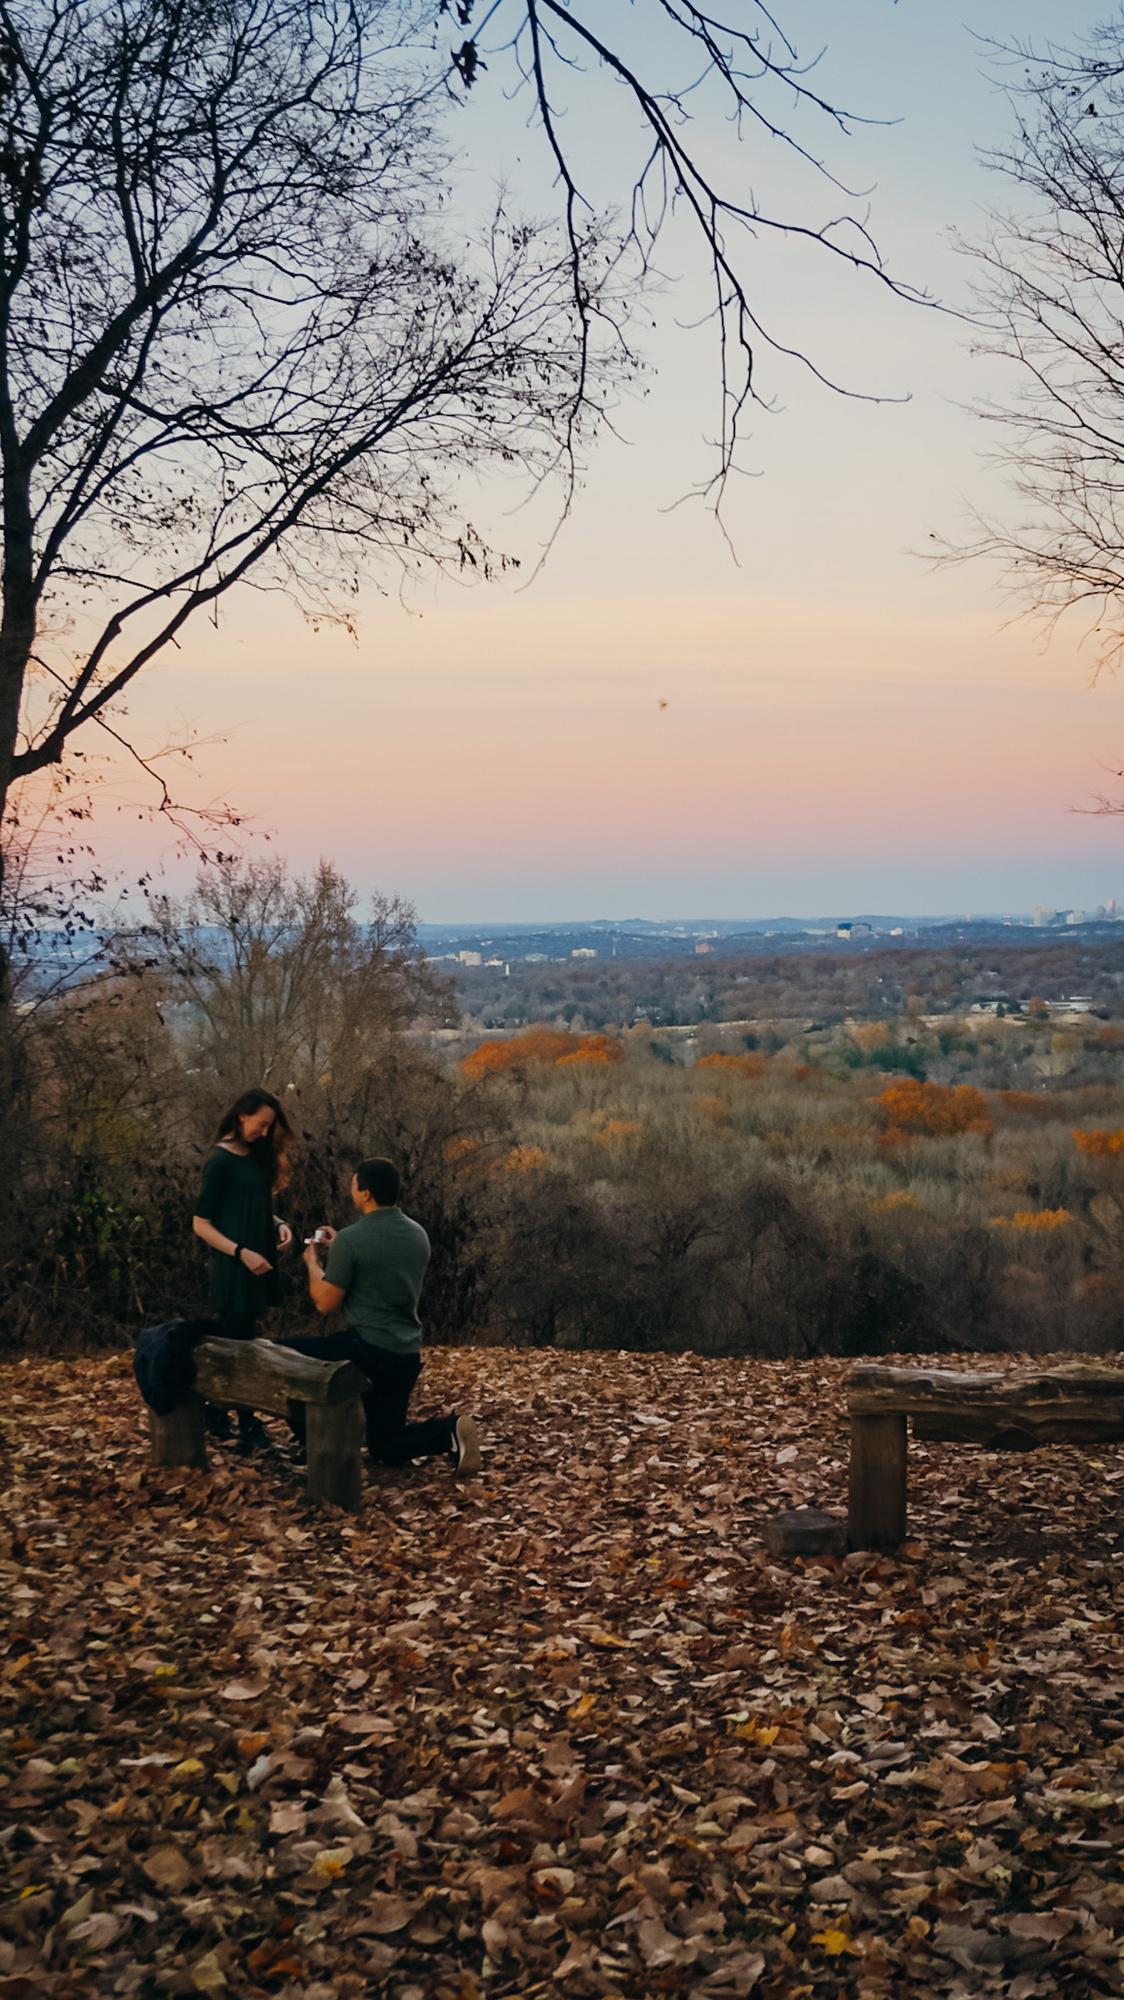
[192,1215,272,1276]
[193,1213,235,1257]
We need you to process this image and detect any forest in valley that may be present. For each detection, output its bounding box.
[5,857,1124,1361]
[455,937,1124,1035]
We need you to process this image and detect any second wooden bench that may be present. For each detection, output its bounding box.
[847,1360,1124,1550]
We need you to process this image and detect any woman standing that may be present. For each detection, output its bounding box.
[192,1088,294,1449]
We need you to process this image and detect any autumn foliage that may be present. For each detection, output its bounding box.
[4,1348,1123,1998]
[990,1209,1073,1232]
[877,1080,993,1139]
[695,1052,768,1078]
[500,1144,552,1175]
[556,1034,626,1069]
[462,1029,623,1079]
[1073,1127,1124,1158]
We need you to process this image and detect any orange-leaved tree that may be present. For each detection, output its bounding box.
[694,1052,768,1078]
[877,1080,992,1138]
[1073,1128,1124,1158]
[556,1034,625,1068]
[461,1029,622,1079]
[461,1028,572,1079]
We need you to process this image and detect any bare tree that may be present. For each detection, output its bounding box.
[0,0,626,849]
[136,854,451,1093]
[455,2,925,493]
[940,21,1124,675]
[0,0,927,1001]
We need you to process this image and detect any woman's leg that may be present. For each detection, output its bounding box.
[213,1311,269,1449]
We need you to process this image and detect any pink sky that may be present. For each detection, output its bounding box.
[89,578,1124,920]
[46,0,1124,922]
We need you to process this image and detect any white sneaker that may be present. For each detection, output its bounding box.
[452,1414,482,1476]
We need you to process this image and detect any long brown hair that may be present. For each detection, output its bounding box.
[213,1087,294,1191]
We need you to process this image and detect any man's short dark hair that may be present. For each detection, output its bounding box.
[355,1157,401,1206]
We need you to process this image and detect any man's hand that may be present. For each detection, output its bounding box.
[305,1242,345,1316]
[317,1226,338,1247]
[277,1222,294,1253]
[241,1248,272,1277]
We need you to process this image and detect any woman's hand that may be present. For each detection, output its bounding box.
[240,1248,272,1277]
[317,1226,338,1247]
[276,1222,294,1253]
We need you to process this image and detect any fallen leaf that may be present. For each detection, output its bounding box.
[141,1845,192,1892]
[366,1893,416,1934]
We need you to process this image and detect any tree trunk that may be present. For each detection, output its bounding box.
[0,447,38,1033]
[0,451,37,849]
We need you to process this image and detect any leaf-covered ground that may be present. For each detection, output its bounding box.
[1,1348,1122,1999]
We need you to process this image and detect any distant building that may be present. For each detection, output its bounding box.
[836,921,872,940]
[524,952,548,963]
[458,950,482,967]
[1064,910,1087,926]
[571,947,598,959]
[694,941,715,955]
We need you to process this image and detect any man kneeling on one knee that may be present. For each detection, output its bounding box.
[285,1157,481,1474]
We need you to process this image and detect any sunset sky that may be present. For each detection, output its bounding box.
[81,0,1124,921]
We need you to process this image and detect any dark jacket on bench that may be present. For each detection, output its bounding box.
[134,1317,220,1416]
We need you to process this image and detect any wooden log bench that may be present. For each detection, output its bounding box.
[847,1361,1124,1552]
[149,1336,366,1511]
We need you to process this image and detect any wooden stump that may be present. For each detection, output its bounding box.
[765,1508,847,1560]
[150,1392,207,1471]
[306,1397,364,1512]
[848,1412,907,1552]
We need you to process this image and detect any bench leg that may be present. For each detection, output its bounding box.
[848,1413,907,1551]
[150,1392,207,1470]
[306,1397,364,1512]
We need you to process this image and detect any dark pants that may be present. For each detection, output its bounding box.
[213,1309,264,1437]
[279,1333,453,1464]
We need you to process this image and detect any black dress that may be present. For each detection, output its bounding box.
[196,1146,279,1325]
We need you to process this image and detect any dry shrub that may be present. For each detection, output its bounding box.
[990,1209,1073,1231]
[500,1144,553,1175]
[996,1090,1058,1121]
[592,1118,644,1145]
[695,1052,767,1078]
[879,1125,911,1152]
[695,1095,732,1128]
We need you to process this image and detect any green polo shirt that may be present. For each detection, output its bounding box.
[324,1207,430,1355]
